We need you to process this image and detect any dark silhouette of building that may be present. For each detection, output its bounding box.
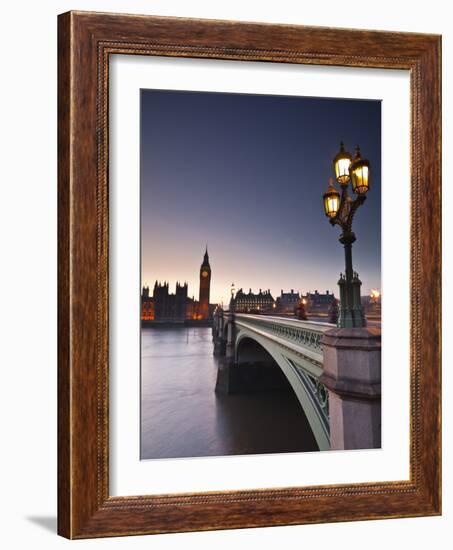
[141,248,213,323]
[234,288,275,313]
[302,290,336,316]
[152,281,188,322]
[198,247,211,320]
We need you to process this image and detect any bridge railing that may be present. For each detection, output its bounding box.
[233,314,334,355]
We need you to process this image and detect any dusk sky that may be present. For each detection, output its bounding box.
[141,89,381,305]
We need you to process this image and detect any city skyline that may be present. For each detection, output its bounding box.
[141,246,341,306]
[141,89,381,304]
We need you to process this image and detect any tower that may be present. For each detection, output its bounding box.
[198,246,211,319]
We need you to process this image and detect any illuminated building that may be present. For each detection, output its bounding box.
[141,285,155,320]
[233,288,275,313]
[275,289,300,313]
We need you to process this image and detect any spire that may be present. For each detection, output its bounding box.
[201,244,210,268]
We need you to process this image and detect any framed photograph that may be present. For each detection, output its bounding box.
[58,11,441,538]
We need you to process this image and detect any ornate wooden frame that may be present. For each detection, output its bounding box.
[58,11,441,539]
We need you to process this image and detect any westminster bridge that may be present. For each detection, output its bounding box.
[212,310,382,451]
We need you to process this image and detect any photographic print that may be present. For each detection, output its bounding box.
[140,89,381,460]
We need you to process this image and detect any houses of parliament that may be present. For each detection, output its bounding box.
[141,248,213,324]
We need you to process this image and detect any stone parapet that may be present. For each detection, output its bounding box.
[320,327,381,450]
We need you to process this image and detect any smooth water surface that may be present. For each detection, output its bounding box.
[141,327,317,459]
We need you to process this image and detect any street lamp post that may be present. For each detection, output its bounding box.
[323,142,370,328]
[230,282,236,314]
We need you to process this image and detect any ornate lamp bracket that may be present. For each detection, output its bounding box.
[329,188,366,242]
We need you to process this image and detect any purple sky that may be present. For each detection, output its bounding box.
[141,89,381,304]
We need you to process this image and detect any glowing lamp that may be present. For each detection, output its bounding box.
[323,178,341,218]
[333,142,352,186]
[350,146,370,195]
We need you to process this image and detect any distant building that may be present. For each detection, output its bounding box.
[275,289,300,313]
[141,247,214,323]
[303,290,336,315]
[153,281,188,322]
[234,288,275,313]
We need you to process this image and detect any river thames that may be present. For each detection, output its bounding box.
[141,326,317,460]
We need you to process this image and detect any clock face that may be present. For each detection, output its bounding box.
[201,270,209,278]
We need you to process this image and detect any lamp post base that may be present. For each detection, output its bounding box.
[338,271,367,328]
[338,311,367,328]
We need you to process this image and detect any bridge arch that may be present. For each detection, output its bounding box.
[235,330,330,451]
[236,336,277,367]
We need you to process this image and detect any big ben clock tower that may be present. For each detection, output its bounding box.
[199,247,211,319]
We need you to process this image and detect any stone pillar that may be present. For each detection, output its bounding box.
[320,327,381,450]
[212,313,225,356]
[225,316,236,364]
[218,315,224,339]
[212,311,218,339]
[215,313,236,393]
